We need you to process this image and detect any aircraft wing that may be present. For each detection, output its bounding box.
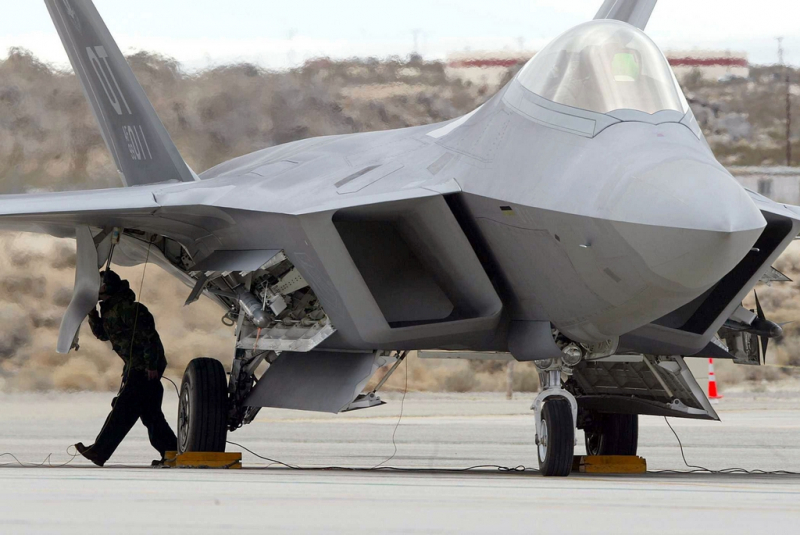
[594,0,658,30]
[0,183,241,354]
[0,187,157,232]
[0,184,234,246]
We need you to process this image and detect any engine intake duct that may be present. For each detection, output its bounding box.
[332,195,502,331]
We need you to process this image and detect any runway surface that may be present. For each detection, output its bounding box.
[1,390,799,533]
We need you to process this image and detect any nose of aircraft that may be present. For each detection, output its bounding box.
[610,159,767,291]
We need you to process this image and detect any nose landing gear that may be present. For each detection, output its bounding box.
[537,398,575,476]
[533,369,579,477]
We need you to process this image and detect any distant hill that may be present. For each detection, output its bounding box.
[0,49,484,193]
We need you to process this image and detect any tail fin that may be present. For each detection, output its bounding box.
[594,0,657,31]
[45,0,197,186]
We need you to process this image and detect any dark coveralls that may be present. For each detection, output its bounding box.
[87,278,177,463]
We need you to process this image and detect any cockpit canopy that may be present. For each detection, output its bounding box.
[517,20,689,115]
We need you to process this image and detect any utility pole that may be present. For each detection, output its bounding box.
[412,29,422,57]
[778,37,792,166]
[506,361,515,400]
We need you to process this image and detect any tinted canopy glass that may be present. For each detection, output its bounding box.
[517,21,688,115]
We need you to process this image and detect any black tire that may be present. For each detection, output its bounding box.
[178,358,229,453]
[537,399,575,477]
[585,414,638,456]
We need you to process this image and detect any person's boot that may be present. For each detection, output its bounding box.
[151,451,177,468]
[74,443,105,467]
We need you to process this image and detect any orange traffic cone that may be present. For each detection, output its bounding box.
[708,358,723,401]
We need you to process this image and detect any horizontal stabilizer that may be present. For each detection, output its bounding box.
[594,0,657,31]
[44,0,197,186]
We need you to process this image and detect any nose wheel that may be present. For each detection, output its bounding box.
[536,398,575,476]
[533,369,578,477]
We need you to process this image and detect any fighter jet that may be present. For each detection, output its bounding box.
[1,0,795,476]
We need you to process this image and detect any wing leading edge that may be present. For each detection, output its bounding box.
[0,183,237,250]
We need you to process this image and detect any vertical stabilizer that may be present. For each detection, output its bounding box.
[45,0,197,186]
[594,0,657,31]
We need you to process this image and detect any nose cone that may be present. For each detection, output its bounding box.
[611,159,766,290]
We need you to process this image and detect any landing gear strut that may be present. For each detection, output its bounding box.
[533,369,578,477]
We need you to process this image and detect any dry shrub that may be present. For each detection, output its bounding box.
[52,356,103,392]
[364,354,542,394]
[0,303,32,359]
[8,366,54,392]
[9,249,45,268]
[52,286,73,308]
[514,365,541,392]
[0,276,47,301]
[50,243,76,270]
[443,368,479,393]
[777,337,800,367]
[30,311,61,329]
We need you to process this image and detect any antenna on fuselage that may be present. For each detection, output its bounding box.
[777,37,793,167]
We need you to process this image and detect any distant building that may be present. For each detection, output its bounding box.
[445,51,535,91]
[665,50,750,82]
[445,49,750,90]
[729,167,800,205]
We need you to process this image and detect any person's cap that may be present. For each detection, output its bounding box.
[100,270,123,293]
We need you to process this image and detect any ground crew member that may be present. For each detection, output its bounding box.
[75,270,177,467]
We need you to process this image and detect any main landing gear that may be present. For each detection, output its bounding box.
[584,413,639,457]
[177,358,229,453]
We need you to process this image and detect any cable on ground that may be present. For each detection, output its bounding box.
[650,417,800,475]
[0,445,79,469]
[225,440,530,474]
[372,354,409,469]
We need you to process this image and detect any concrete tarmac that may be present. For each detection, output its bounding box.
[1,390,800,533]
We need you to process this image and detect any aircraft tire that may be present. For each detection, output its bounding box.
[537,398,575,477]
[178,358,229,453]
[584,414,638,456]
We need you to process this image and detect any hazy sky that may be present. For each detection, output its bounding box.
[3,1,800,70]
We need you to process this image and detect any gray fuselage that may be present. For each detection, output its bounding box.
[145,71,767,357]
